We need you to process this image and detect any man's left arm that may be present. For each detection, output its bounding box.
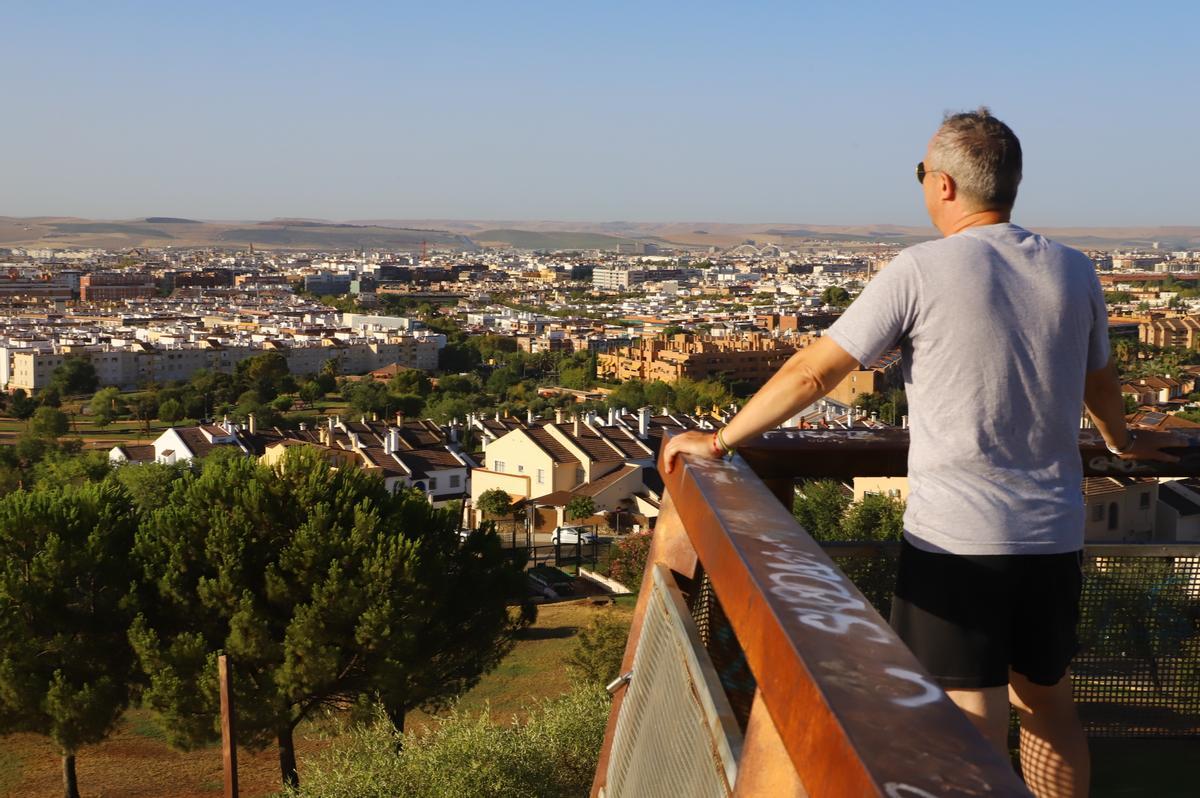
[662,336,861,472]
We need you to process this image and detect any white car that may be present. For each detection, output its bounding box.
[551,526,598,545]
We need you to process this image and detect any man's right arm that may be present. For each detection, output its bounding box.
[1083,357,1183,461]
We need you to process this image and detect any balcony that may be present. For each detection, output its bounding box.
[591,429,1200,797]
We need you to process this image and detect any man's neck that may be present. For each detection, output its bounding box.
[942,209,1011,237]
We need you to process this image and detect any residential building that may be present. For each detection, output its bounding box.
[597,333,800,389]
[80,272,158,301]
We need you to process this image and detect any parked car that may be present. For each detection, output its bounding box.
[551,525,598,545]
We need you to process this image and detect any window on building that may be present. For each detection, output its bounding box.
[576,468,585,484]
[537,468,545,484]
[428,477,438,490]
[494,461,505,473]
[1140,492,1151,509]
[450,474,461,488]
[517,464,525,473]
[1108,502,1119,530]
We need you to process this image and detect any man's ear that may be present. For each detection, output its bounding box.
[940,172,956,202]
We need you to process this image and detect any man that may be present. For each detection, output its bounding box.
[663,108,1182,798]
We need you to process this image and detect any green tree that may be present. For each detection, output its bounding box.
[566,495,596,522]
[605,381,646,411]
[566,612,631,686]
[236,352,291,400]
[9,389,37,421]
[131,448,526,790]
[132,394,160,431]
[791,480,850,540]
[50,357,99,395]
[0,482,140,798]
[110,462,189,515]
[388,369,433,397]
[157,397,185,424]
[437,374,482,396]
[821,285,852,308]
[37,386,62,408]
[342,380,394,418]
[29,406,69,439]
[298,379,325,407]
[476,488,513,521]
[643,380,673,410]
[89,387,126,427]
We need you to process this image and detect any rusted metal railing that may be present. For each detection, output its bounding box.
[591,428,1200,798]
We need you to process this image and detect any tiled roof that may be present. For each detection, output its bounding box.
[526,428,582,466]
[176,427,220,458]
[573,463,641,497]
[359,446,411,477]
[114,444,156,462]
[395,447,466,479]
[555,423,626,464]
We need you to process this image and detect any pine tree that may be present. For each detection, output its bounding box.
[131,447,526,789]
[0,483,140,798]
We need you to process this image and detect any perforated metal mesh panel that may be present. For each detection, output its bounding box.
[689,572,756,733]
[821,542,1200,739]
[1075,552,1200,737]
[606,565,743,798]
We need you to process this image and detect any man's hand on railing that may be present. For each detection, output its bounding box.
[663,430,722,474]
[1113,427,1189,463]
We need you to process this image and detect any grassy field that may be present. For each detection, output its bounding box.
[0,598,629,798]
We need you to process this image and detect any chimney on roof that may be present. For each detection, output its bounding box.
[526,408,534,425]
[573,416,580,437]
[361,415,367,425]
[638,407,650,439]
[247,413,257,435]
[902,415,908,429]
[661,406,670,417]
[387,427,400,453]
[555,408,564,424]
[870,412,878,424]
[450,424,459,444]
[608,407,616,426]
[396,411,404,426]
[496,411,502,422]
[299,422,307,432]
[328,415,335,431]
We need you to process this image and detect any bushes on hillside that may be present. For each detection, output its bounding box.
[288,686,609,798]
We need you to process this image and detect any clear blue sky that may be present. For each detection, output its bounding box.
[3,1,1197,226]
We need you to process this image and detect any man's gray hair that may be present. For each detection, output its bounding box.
[929,107,1023,210]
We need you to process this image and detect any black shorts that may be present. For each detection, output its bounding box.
[890,536,1083,689]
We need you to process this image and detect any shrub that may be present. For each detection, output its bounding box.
[289,685,609,798]
[607,530,652,591]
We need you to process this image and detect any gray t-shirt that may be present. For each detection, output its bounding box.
[826,223,1108,555]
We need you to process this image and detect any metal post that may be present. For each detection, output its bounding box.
[219,654,239,798]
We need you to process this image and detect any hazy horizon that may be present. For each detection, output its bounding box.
[4,2,1198,226]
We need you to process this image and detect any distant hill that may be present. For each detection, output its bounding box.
[0,217,477,251]
[2,215,1197,252]
[472,229,640,250]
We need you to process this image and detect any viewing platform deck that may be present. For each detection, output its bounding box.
[591,429,1200,797]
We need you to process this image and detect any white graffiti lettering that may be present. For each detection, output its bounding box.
[884,784,939,798]
[884,667,942,708]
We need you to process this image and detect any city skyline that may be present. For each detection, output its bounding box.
[3,2,1198,226]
